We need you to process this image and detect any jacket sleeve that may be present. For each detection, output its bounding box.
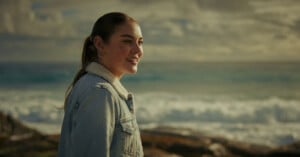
[71,86,116,157]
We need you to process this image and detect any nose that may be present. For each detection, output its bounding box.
[134,42,143,58]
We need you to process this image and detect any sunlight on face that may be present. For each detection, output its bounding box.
[100,21,144,78]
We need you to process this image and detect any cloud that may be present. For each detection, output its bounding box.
[0,33,82,62]
[0,0,300,62]
[196,0,253,13]
[291,18,300,35]
[0,0,76,37]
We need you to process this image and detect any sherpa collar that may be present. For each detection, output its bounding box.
[86,62,129,100]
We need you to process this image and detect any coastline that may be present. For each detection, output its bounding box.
[1,111,299,157]
[1,61,300,149]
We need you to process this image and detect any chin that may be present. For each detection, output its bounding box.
[129,69,138,74]
[126,67,138,74]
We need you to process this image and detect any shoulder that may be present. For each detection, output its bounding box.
[75,73,118,99]
[70,74,118,110]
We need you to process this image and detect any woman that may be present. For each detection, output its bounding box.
[58,12,144,157]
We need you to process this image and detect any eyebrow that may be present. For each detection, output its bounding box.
[120,34,143,39]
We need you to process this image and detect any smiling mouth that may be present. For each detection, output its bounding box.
[127,58,139,65]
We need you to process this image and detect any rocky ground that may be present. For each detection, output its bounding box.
[1,111,300,157]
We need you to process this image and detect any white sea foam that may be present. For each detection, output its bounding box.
[0,89,299,146]
[0,89,65,124]
[135,92,300,123]
[135,92,300,146]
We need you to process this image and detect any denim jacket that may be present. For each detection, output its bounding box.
[58,62,144,157]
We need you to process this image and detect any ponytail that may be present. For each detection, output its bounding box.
[64,36,98,109]
[73,36,98,85]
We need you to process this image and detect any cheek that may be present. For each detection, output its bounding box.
[117,45,131,56]
[109,46,129,62]
[118,44,131,52]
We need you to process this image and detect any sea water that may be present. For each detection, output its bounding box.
[0,61,299,146]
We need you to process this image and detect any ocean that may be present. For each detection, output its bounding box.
[0,61,300,146]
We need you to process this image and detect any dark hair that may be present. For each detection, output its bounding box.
[64,12,135,108]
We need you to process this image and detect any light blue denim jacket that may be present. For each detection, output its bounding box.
[58,62,143,157]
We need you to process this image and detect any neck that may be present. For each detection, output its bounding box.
[98,61,123,79]
[85,62,129,99]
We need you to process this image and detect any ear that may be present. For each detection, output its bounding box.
[93,36,105,52]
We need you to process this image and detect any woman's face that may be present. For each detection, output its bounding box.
[96,21,143,78]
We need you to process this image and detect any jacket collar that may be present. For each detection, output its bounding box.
[86,62,129,100]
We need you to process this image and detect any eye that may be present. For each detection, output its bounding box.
[138,40,144,45]
[122,40,132,44]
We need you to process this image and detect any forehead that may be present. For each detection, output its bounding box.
[113,21,142,38]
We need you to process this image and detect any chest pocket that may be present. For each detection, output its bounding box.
[120,117,139,156]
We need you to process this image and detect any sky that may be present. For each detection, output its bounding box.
[0,0,300,62]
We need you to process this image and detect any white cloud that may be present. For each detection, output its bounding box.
[0,0,300,62]
[0,0,76,37]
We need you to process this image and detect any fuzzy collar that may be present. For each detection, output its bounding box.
[86,62,129,100]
